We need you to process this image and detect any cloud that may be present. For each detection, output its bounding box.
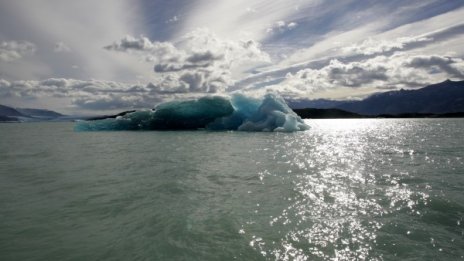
[175,0,306,40]
[405,55,464,78]
[0,76,234,111]
[104,35,165,52]
[340,23,464,57]
[245,7,257,14]
[166,15,179,24]
[53,42,71,53]
[2,1,464,113]
[0,78,154,110]
[342,37,432,56]
[0,0,154,81]
[153,50,224,73]
[72,95,153,111]
[231,22,464,94]
[279,5,464,67]
[266,21,298,34]
[105,30,270,68]
[105,29,271,93]
[257,53,464,98]
[0,41,36,62]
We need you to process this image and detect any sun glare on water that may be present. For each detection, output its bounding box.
[243,119,434,260]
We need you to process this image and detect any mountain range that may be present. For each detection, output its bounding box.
[288,79,464,115]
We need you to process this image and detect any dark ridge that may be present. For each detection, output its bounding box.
[0,115,20,122]
[293,108,464,119]
[0,104,26,117]
[293,108,365,119]
[438,112,464,118]
[376,112,464,118]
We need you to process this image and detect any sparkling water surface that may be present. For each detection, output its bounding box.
[0,119,463,260]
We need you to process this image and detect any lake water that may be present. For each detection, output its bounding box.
[0,119,463,260]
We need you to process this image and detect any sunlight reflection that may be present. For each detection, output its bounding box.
[245,119,431,260]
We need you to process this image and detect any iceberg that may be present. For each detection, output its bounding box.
[75,93,309,132]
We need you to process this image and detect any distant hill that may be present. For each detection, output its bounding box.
[293,108,464,119]
[338,80,464,115]
[287,99,346,109]
[0,104,66,122]
[293,108,365,119]
[289,80,464,115]
[16,108,64,118]
[0,104,25,117]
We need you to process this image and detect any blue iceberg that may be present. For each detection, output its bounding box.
[75,93,309,132]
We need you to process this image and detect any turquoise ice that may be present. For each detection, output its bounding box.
[75,93,309,132]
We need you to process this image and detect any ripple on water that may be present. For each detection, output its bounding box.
[0,120,463,260]
[242,119,464,260]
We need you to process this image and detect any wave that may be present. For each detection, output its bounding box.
[74,93,309,132]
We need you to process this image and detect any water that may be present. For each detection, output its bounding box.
[0,119,463,260]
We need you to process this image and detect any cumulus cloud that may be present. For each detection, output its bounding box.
[105,29,271,93]
[104,35,165,52]
[105,30,270,68]
[261,53,464,98]
[0,41,36,62]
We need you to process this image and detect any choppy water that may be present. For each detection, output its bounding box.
[0,119,463,260]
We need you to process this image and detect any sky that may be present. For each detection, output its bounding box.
[0,0,464,114]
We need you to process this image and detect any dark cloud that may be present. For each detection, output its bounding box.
[178,69,228,93]
[326,61,389,87]
[104,35,157,52]
[186,51,223,65]
[405,55,464,78]
[153,51,224,73]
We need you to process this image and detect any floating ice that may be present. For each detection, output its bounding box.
[75,93,309,132]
